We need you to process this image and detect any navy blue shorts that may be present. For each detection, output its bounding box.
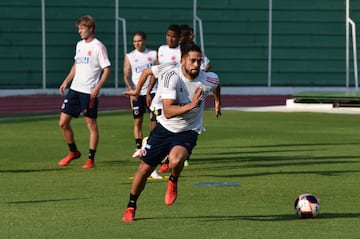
[141,123,198,167]
[61,89,98,118]
[132,93,155,121]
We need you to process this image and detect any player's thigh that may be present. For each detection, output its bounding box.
[61,90,82,117]
[168,145,190,163]
[141,124,171,166]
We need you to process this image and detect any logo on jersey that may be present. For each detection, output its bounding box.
[76,57,90,64]
[135,63,154,73]
[88,50,92,56]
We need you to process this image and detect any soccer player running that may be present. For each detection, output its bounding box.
[122,43,221,222]
[58,15,111,169]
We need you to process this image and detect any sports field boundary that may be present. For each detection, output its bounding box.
[0,87,293,116]
[3,86,360,116]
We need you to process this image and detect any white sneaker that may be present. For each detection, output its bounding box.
[184,160,189,166]
[132,149,142,158]
[149,170,163,179]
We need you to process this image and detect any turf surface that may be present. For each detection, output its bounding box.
[1,110,360,238]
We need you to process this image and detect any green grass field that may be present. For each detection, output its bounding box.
[1,110,360,238]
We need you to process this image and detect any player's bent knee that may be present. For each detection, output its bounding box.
[168,146,189,164]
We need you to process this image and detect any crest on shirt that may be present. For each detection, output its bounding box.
[88,50,92,56]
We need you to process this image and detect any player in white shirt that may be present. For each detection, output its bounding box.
[144,24,181,114]
[58,15,111,169]
[123,61,179,113]
[123,31,162,179]
[157,24,181,65]
[125,39,208,172]
[123,31,157,158]
[122,43,221,222]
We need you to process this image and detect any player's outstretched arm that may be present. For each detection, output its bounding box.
[123,67,154,96]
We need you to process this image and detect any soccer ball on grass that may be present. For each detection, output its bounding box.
[294,193,320,218]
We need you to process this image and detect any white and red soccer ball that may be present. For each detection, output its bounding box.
[294,193,320,218]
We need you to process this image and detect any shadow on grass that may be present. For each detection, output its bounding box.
[197,169,360,178]
[194,142,360,163]
[198,142,360,150]
[189,154,360,172]
[136,212,360,222]
[0,168,68,174]
[6,197,88,204]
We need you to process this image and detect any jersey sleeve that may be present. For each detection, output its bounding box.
[96,41,111,68]
[161,70,179,100]
[151,62,178,78]
[205,72,219,90]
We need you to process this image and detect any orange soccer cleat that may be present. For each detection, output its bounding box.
[158,163,169,173]
[122,207,136,222]
[165,180,177,206]
[58,151,81,166]
[82,159,95,169]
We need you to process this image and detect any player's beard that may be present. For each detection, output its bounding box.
[185,67,200,79]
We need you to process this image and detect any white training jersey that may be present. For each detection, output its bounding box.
[201,55,210,71]
[149,61,179,111]
[126,48,157,95]
[70,38,111,94]
[157,45,181,64]
[157,66,220,134]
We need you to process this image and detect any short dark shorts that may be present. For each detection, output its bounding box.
[141,123,198,167]
[132,93,155,121]
[61,89,98,118]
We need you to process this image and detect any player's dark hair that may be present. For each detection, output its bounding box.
[181,41,201,58]
[133,31,146,40]
[180,24,191,36]
[167,24,181,37]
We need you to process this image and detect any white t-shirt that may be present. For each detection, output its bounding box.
[157,67,219,134]
[149,61,179,111]
[157,45,181,64]
[126,48,157,95]
[70,38,111,94]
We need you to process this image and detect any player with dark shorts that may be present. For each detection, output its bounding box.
[61,89,98,119]
[141,124,197,167]
[122,43,221,222]
[58,15,111,169]
[123,31,158,160]
[131,94,156,121]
